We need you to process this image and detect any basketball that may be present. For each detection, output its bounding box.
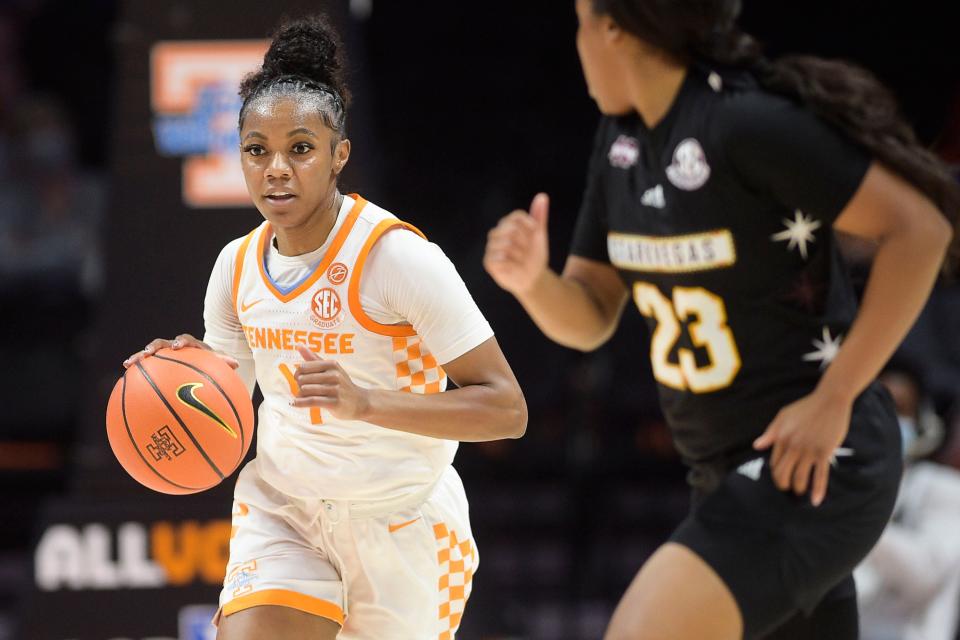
[105,347,254,494]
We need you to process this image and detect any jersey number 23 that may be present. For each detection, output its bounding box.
[633,283,741,393]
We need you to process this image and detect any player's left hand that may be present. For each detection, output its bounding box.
[291,345,370,420]
[753,389,853,507]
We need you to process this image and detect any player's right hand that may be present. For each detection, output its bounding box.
[484,193,550,296]
[122,334,240,370]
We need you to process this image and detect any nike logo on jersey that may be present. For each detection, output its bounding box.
[176,382,238,439]
[388,517,422,533]
[641,184,665,209]
[736,457,764,481]
[240,298,263,312]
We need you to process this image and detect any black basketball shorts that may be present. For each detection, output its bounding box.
[670,383,902,639]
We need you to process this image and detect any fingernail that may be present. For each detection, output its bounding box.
[172,340,181,348]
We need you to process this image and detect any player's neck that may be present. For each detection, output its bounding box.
[273,191,343,256]
[625,54,688,130]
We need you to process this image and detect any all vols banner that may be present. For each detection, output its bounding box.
[21,495,232,640]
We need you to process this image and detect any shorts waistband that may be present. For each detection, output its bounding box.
[322,473,442,520]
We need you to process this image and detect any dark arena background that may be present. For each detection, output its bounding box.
[2,1,960,639]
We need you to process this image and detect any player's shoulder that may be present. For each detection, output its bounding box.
[713,87,799,127]
[704,74,809,149]
[353,198,446,277]
[355,196,400,227]
[355,197,428,245]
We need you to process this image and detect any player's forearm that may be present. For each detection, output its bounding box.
[818,216,951,401]
[359,381,527,442]
[514,269,620,351]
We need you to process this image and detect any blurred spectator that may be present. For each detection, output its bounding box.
[938,408,960,472]
[0,95,103,297]
[856,359,960,640]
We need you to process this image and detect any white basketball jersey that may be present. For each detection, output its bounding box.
[230,196,457,501]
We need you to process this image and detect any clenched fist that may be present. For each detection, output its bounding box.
[483,193,550,295]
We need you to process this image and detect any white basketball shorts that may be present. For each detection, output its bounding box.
[215,461,478,639]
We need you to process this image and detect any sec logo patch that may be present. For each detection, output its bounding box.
[327,262,348,285]
[310,288,344,329]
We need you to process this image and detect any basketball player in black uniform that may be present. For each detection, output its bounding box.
[485,1,959,638]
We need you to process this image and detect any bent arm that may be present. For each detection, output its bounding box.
[307,337,527,441]
[309,230,526,440]
[516,256,629,351]
[202,239,257,394]
[820,162,952,401]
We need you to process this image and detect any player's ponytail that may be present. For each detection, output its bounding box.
[591,0,960,268]
[238,15,350,141]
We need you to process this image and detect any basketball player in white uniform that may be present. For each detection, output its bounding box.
[124,15,527,640]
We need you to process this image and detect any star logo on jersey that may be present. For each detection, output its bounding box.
[781,271,825,314]
[310,287,344,329]
[608,135,640,169]
[802,327,842,369]
[666,138,711,190]
[327,262,349,285]
[771,210,822,259]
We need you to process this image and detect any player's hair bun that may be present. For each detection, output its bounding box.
[240,15,351,107]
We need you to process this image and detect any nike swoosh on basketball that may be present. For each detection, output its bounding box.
[240,298,263,312]
[388,517,421,533]
[176,382,238,439]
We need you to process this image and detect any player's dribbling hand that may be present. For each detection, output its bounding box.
[484,193,550,296]
[122,334,240,370]
[291,345,370,420]
[753,389,853,507]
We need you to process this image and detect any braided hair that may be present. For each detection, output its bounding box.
[238,15,351,149]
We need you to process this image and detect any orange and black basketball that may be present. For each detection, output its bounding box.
[105,347,254,494]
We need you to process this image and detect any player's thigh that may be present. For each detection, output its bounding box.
[217,605,340,640]
[604,542,743,640]
[343,468,478,638]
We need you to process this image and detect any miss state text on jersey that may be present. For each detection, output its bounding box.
[571,67,872,463]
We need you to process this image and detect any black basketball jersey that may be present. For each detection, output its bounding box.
[570,64,871,464]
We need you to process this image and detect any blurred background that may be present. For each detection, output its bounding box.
[1,1,960,638]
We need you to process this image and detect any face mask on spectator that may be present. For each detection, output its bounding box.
[898,415,918,459]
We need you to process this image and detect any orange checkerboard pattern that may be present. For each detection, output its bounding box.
[434,522,475,640]
[393,336,447,394]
